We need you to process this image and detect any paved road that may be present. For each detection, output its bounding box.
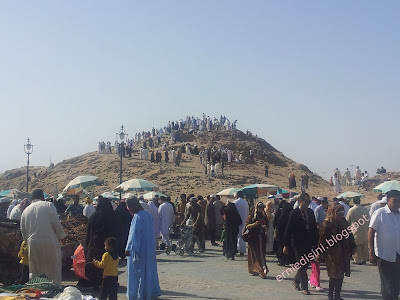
[64,244,382,300]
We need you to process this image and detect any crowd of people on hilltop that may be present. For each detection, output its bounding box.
[97,141,112,154]
[94,115,265,178]
[3,182,400,300]
[97,114,238,156]
[327,167,372,193]
[132,114,237,143]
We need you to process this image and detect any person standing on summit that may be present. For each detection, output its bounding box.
[234,191,249,256]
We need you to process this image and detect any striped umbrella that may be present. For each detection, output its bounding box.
[217,188,240,198]
[241,184,279,199]
[115,178,159,192]
[63,176,102,194]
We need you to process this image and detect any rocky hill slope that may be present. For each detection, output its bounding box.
[1,129,335,201]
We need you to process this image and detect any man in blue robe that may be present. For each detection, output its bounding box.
[125,196,161,300]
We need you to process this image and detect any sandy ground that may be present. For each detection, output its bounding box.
[63,244,382,300]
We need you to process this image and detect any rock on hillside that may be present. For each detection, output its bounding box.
[0,129,328,199]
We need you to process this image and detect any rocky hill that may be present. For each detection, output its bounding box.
[1,128,335,201]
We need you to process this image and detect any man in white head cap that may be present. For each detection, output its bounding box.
[370,194,387,217]
[338,196,350,217]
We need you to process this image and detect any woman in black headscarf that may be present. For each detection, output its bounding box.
[114,200,132,258]
[222,202,242,260]
[82,197,120,288]
[275,200,293,266]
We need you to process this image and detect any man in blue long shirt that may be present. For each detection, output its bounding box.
[314,198,328,227]
[125,196,161,300]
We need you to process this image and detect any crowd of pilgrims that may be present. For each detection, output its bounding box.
[97,114,254,173]
[0,186,388,299]
[98,114,237,153]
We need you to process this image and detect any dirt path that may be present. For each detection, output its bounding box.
[64,244,382,299]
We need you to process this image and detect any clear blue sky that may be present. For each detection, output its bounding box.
[1,1,399,180]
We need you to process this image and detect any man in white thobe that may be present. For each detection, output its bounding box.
[20,189,66,287]
[233,191,249,255]
[158,196,175,248]
[138,195,151,213]
[227,149,232,162]
[148,196,160,249]
[338,197,350,217]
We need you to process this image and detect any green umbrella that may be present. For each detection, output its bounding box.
[63,176,102,194]
[115,178,159,192]
[338,191,364,199]
[241,184,279,199]
[217,187,240,198]
[373,180,400,193]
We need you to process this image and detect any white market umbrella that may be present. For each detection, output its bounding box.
[338,191,364,199]
[217,187,240,198]
[115,178,159,193]
[142,191,166,200]
[63,176,102,194]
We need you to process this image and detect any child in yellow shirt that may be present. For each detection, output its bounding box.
[17,240,29,284]
[92,237,120,300]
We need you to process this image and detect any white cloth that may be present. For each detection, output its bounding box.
[333,177,342,193]
[140,200,151,213]
[148,201,160,239]
[293,201,300,210]
[233,198,249,253]
[369,205,400,262]
[6,200,18,219]
[369,202,383,217]
[20,199,66,287]
[83,204,96,218]
[308,201,318,213]
[158,202,175,246]
[338,201,350,217]
[266,213,275,253]
[9,205,23,220]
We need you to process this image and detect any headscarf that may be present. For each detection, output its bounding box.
[87,197,118,240]
[254,202,266,219]
[114,200,132,225]
[18,198,30,211]
[326,204,347,229]
[223,202,242,228]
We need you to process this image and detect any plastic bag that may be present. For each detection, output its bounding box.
[54,286,82,300]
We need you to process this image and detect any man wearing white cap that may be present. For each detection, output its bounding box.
[368,190,400,300]
[370,193,387,217]
[308,197,321,213]
[338,196,350,217]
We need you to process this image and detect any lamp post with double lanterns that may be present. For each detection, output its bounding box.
[116,125,127,200]
[24,138,33,193]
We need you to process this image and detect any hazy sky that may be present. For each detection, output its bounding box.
[1,1,399,181]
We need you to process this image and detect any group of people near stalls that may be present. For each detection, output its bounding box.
[7,185,400,300]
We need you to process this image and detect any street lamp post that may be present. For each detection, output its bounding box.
[116,125,127,200]
[24,138,33,193]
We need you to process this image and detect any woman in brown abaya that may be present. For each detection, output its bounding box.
[319,205,357,300]
[245,202,269,279]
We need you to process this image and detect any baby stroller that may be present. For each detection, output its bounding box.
[167,224,200,256]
